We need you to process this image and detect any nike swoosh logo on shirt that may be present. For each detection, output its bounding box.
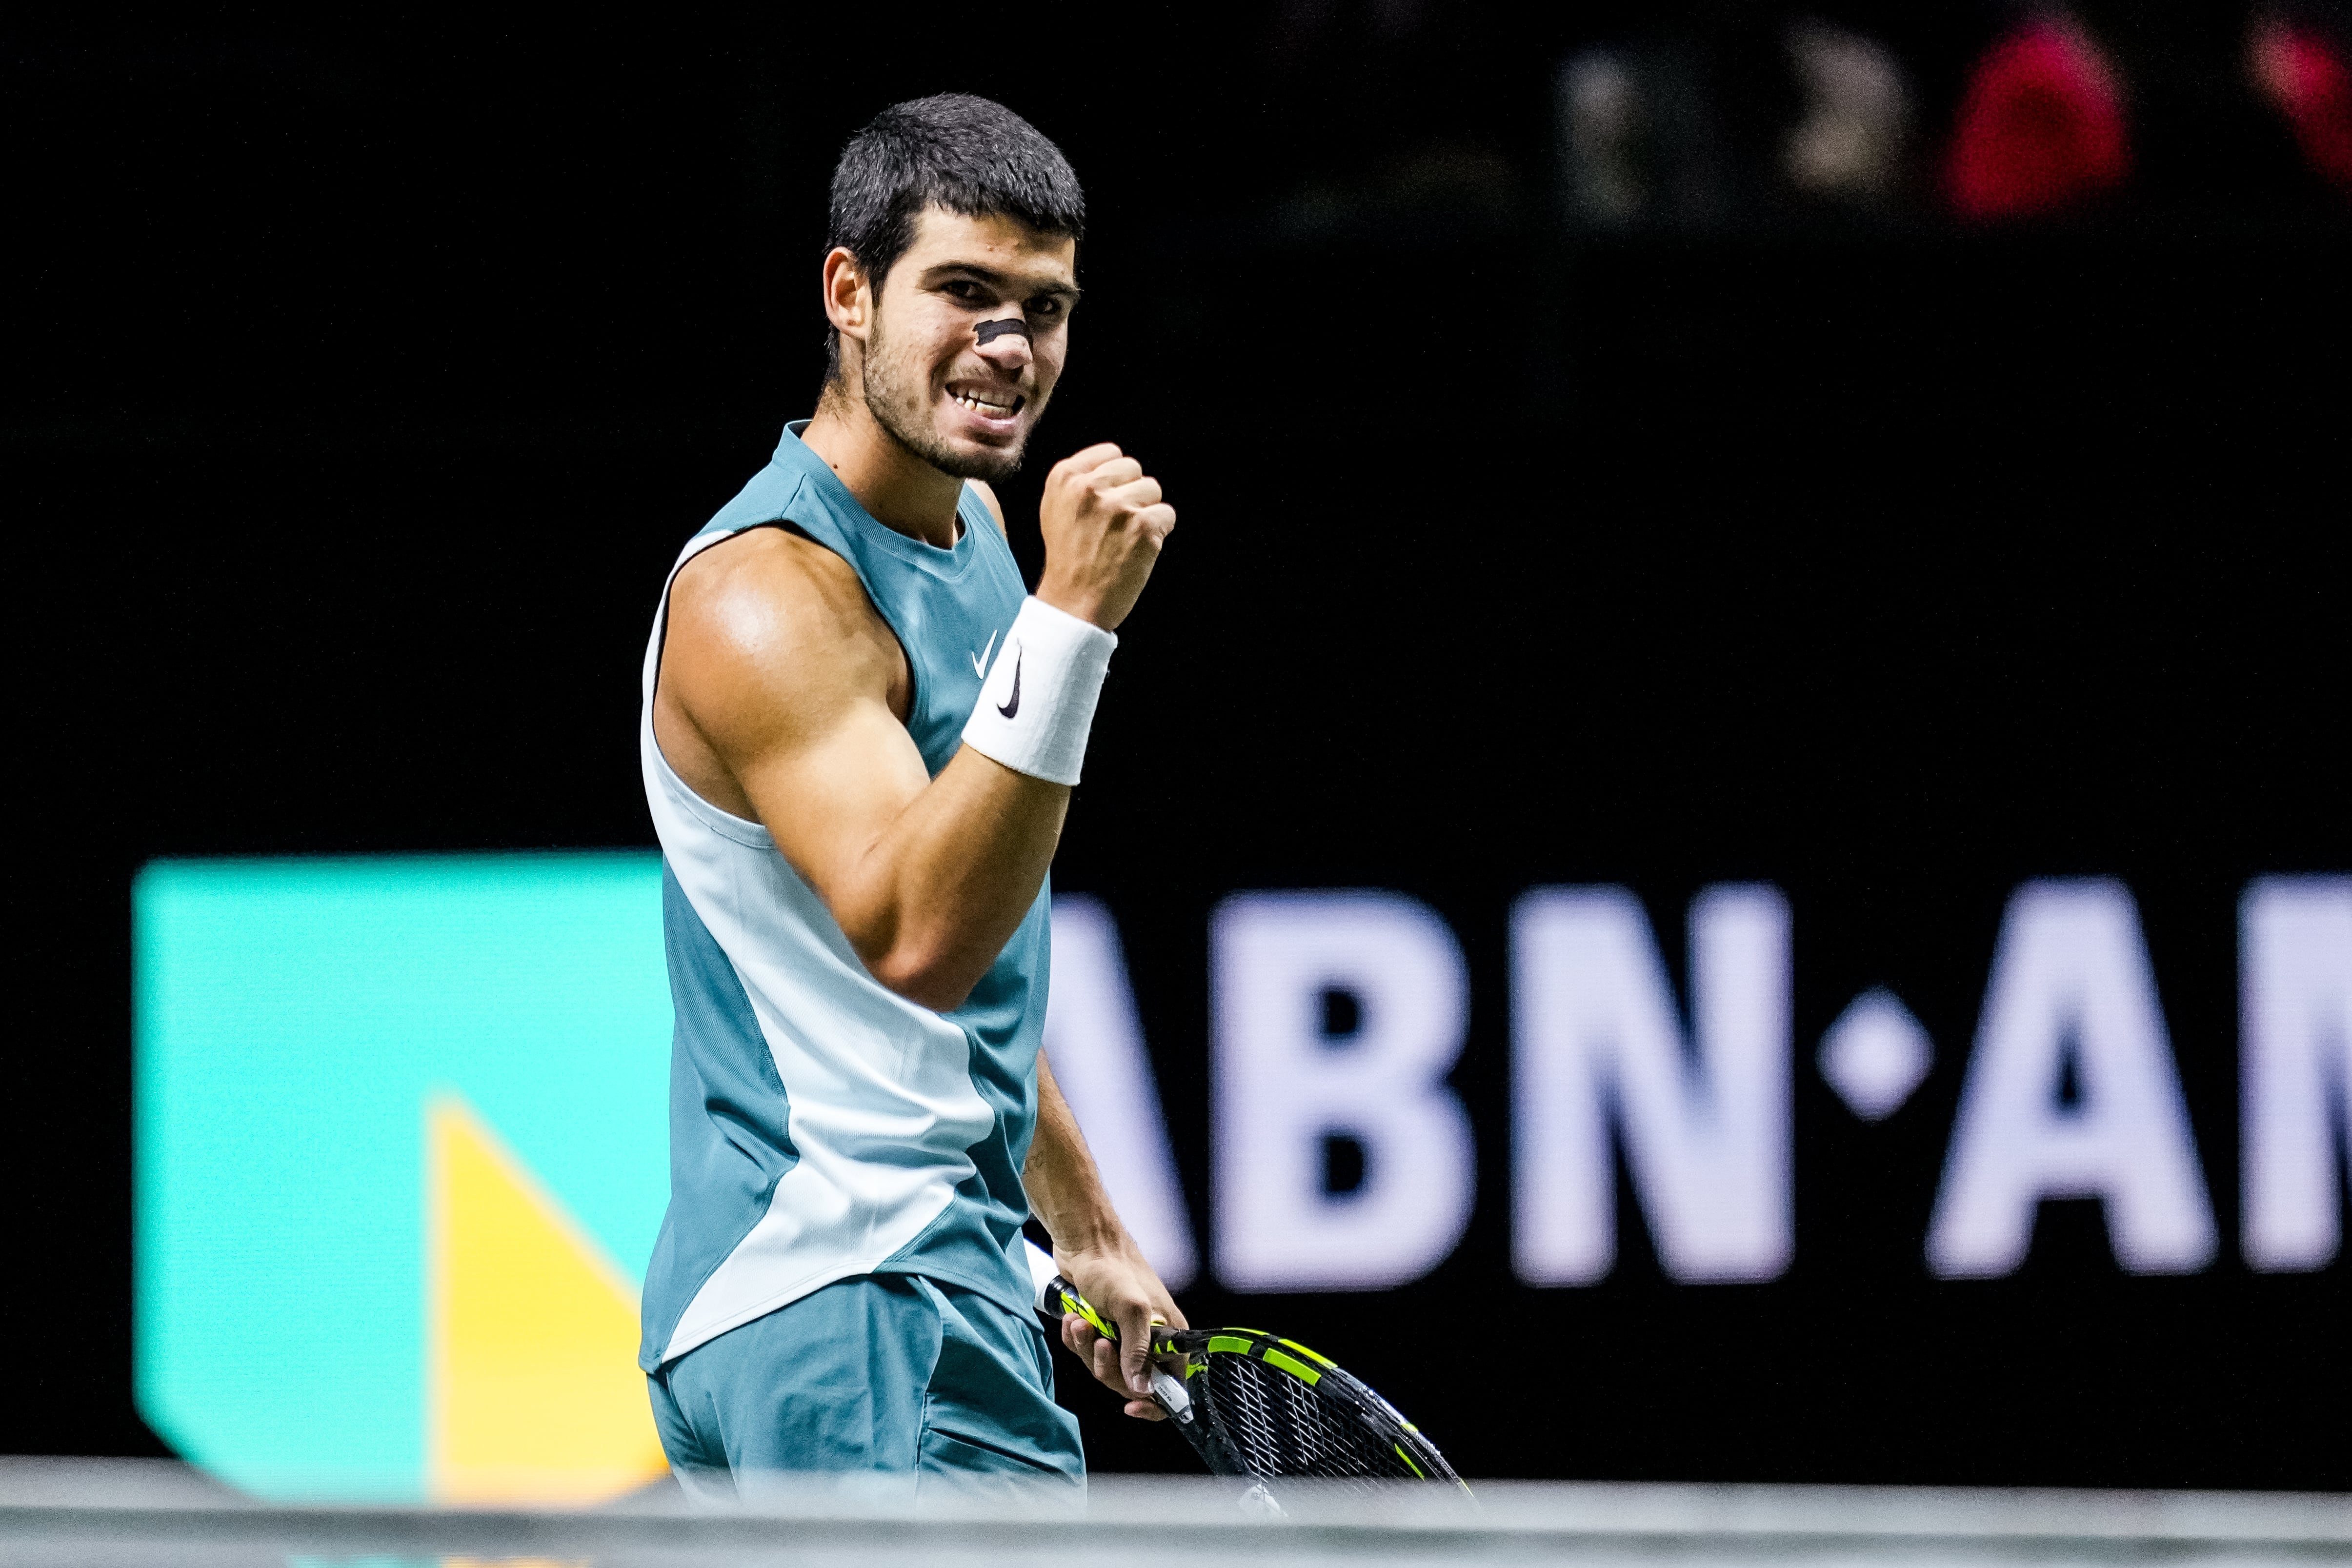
[996,652,1022,720]
[970,628,998,678]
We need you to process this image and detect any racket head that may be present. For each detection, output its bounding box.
[1044,1277,1467,1495]
[1162,1326,1468,1492]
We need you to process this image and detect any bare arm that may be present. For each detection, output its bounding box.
[1026,1050,1186,1418]
[652,446,1172,1010]
[654,531,1066,1008]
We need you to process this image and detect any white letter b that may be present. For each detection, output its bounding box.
[1212,892,1474,1291]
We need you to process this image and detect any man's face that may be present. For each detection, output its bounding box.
[852,207,1079,482]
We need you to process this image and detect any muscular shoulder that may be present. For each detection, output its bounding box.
[661,526,909,745]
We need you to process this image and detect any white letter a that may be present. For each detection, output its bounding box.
[1928,880,2216,1278]
[1043,897,1198,1289]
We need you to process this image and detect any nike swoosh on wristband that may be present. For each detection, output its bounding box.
[996,652,1022,720]
[970,628,998,678]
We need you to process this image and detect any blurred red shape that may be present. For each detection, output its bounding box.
[2251,19,2352,192]
[1945,17,2131,220]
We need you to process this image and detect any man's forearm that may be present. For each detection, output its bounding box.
[1026,1050,1186,1408]
[846,591,1114,1008]
[835,744,1070,1011]
[1024,1051,1124,1252]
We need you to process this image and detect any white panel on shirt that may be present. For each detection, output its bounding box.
[641,531,993,1365]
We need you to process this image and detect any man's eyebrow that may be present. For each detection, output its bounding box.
[921,261,1081,300]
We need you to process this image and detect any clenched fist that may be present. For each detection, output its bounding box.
[1034,443,1175,632]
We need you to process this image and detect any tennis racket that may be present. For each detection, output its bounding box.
[1025,1249,1469,1499]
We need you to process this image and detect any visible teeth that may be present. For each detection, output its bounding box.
[955,391,1016,415]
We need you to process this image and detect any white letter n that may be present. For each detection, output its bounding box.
[1511,885,1792,1286]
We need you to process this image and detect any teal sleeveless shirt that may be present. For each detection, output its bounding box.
[636,421,1048,1370]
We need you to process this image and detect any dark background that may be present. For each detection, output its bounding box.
[7,1,2347,1489]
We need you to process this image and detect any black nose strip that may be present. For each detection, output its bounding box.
[974,317,1031,347]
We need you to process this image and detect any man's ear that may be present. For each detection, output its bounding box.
[821,247,872,345]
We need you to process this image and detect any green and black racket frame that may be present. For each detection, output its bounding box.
[1033,1266,1469,1498]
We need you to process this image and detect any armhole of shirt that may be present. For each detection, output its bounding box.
[666,518,925,733]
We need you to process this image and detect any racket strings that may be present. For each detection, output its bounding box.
[1196,1355,1422,1485]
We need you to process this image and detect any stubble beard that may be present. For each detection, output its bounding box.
[860,313,1032,483]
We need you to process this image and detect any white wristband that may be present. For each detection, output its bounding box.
[962,597,1117,786]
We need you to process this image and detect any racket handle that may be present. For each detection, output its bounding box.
[1042,1274,1256,1484]
[1026,1242,1137,1345]
[1044,1275,1120,1343]
[1043,1273,1178,1352]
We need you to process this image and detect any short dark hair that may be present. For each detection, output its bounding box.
[824,94,1086,382]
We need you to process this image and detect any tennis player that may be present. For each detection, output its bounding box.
[635,94,1181,1495]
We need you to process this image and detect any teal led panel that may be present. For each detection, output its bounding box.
[133,852,671,1500]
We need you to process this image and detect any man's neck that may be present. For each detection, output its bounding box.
[799,386,964,549]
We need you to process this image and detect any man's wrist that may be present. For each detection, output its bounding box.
[961,596,1116,786]
[1044,1211,1129,1260]
[1033,580,1109,631]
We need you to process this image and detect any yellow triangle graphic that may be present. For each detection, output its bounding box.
[428,1095,669,1505]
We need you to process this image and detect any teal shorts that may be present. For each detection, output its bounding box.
[645,1272,1085,1498]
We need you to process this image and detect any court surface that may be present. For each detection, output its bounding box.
[5,1459,2352,1568]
